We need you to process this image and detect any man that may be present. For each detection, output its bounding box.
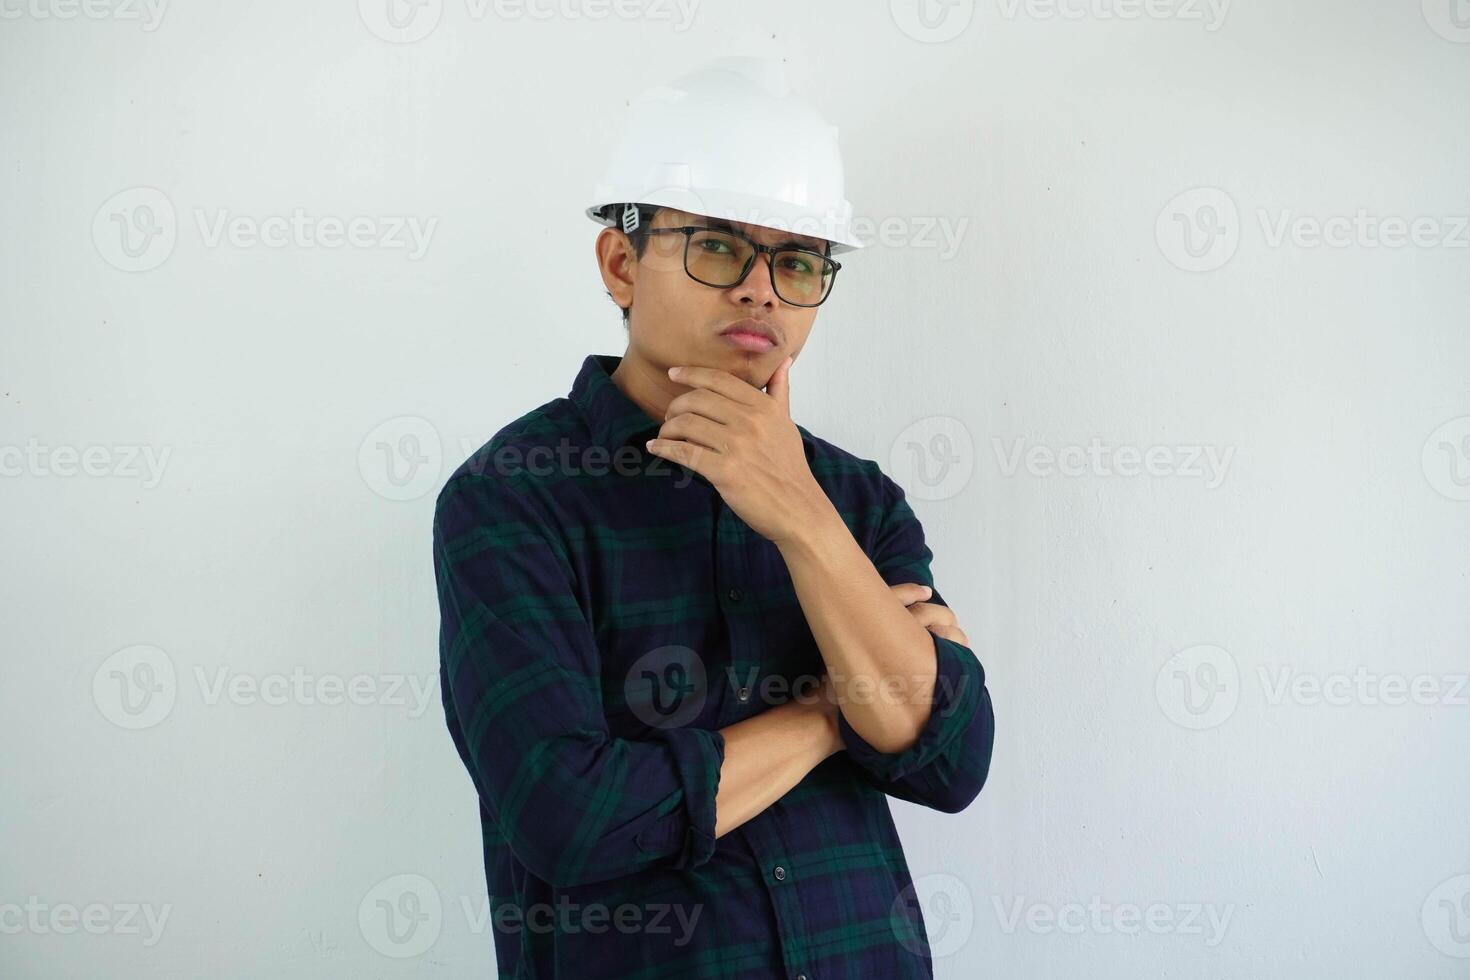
[434,57,995,978]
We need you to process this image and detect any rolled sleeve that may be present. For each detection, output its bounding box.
[633,726,724,867]
[842,469,996,813]
[434,472,726,887]
[836,632,994,813]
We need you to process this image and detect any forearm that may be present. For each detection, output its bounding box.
[713,699,840,838]
[775,502,940,754]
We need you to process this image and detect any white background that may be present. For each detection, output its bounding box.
[3,0,1469,976]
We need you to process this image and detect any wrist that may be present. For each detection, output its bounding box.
[787,692,841,758]
[772,490,843,555]
[807,698,842,758]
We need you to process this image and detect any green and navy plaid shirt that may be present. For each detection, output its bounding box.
[434,353,995,979]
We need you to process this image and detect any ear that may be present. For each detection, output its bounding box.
[595,227,636,313]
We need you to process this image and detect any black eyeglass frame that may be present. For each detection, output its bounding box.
[641,225,842,308]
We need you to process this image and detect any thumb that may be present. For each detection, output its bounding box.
[765,355,793,413]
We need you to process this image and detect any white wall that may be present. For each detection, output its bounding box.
[3,1,1468,976]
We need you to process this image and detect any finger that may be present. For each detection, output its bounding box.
[668,364,760,406]
[665,387,739,427]
[645,437,719,480]
[658,412,731,454]
[928,624,969,646]
[909,604,958,629]
[890,582,934,606]
[764,355,793,414]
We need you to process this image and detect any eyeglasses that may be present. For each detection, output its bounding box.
[641,225,841,308]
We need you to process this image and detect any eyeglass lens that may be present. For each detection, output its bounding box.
[686,229,834,305]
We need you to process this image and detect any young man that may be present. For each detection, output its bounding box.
[434,58,995,978]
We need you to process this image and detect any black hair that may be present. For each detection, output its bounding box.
[598,204,659,328]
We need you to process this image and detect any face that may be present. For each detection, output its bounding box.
[596,207,830,388]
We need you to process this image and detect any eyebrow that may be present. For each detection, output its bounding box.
[691,217,828,254]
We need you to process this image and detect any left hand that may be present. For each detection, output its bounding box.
[891,582,970,646]
[645,356,830,545]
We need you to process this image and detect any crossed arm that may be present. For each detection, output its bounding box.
[716,471,994,826]
[435,471,991,888]
[711,572,976,839]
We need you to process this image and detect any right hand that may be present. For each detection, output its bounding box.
[891,581,970,647]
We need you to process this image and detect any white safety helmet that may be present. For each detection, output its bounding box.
[586,56,865,254]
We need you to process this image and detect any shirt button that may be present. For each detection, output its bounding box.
[772,866,786,882]
[727,587,742,602]
[736,686,751,702]
[796,974,808,980]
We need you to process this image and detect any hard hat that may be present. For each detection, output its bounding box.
[586,56,865,254]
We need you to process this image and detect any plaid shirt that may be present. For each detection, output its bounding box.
[434,353,995,979]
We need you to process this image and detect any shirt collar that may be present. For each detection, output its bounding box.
[570,353,818,461]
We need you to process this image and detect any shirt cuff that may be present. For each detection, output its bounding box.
[835,633,984,783]
[634,726,726,869]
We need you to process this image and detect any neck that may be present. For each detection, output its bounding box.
[609,347,680,430]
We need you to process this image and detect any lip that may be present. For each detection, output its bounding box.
[718,318,779,352]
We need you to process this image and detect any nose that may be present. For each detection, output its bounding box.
[730,251,779,308]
